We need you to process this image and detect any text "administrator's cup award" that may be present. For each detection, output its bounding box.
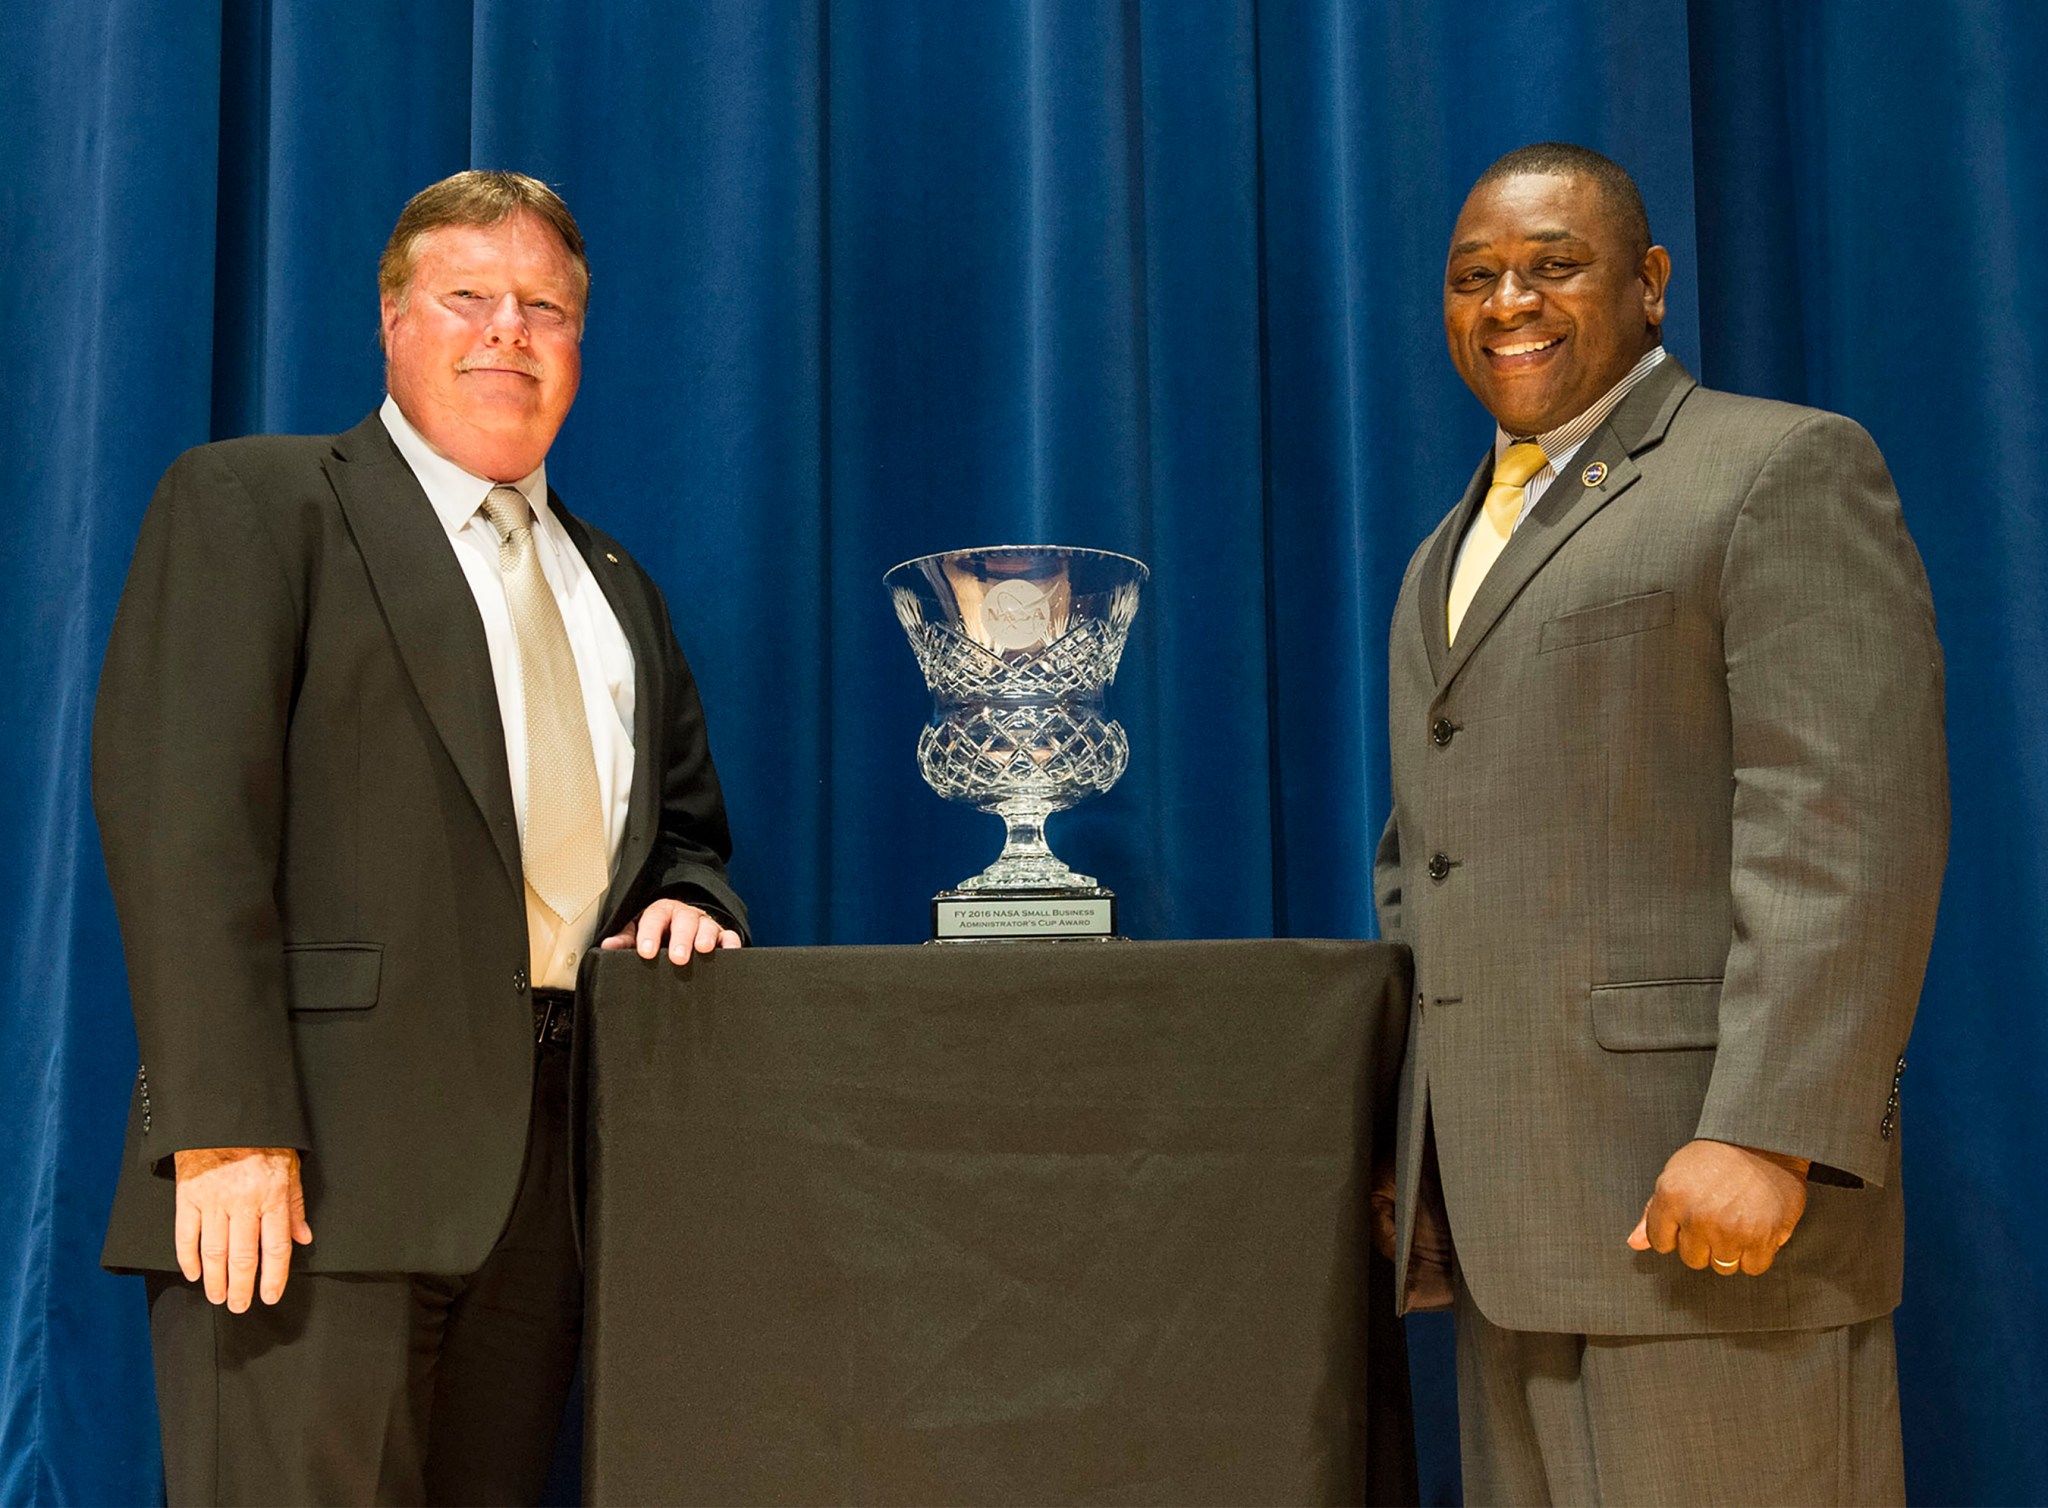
[885,547,1148,941]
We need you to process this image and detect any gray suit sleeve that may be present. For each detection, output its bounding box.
[1373,809,1404,945]
[1694,412,1948,1186]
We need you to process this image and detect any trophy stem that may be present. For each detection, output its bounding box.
[956,797,1098,891]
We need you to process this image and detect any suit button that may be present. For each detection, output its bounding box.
[1427,853,1452,882]
[512,968,529,993]
[1431,718,1455,747]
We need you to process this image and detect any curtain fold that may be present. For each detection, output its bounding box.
[5,2,2041,1502]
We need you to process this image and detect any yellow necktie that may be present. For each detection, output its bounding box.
[1446,441,1547,644]
[480,485,609,923]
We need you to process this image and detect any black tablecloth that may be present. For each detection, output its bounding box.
[579,938,1416,1506]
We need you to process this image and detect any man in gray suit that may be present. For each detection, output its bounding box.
[1373,143,1947,1503]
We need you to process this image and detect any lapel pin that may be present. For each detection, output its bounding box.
[605,552,619,564]
[1581,461,1609,487]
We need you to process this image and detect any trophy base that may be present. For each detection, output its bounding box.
[931,888,1121,942]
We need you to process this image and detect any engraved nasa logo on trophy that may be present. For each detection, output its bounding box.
[981,579,1055,653]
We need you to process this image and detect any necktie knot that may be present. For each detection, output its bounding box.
[481,484,534,541]
[1492,441,1548,491]
[1482,441,1548,535]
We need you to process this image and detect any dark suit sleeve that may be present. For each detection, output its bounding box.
[1694,412,1948,1186]
[625,587,751,942]
[92,445,311,1166]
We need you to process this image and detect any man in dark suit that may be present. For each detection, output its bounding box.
[94,170,746,1504]
[1373,144,1947,1503]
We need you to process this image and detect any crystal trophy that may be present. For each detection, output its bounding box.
[885,546,1148,940]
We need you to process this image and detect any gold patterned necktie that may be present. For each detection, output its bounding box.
[1446,440,1548,644]
[479,485,609,923]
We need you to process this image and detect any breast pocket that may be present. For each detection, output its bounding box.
[1539,589,1674,652]
[284,943,383,1012]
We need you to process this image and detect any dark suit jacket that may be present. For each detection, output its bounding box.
[95,412,746,1275]
[1374,359,1948,1336]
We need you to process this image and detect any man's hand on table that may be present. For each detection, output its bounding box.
[600,899,742,964]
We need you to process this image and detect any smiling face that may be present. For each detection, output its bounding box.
[1443,172,1670,437]
[381,211,585,482]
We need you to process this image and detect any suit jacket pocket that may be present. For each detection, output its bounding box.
[1539,589,1674,652]
[284,943,383,1012]
[1590,978,1720,1050]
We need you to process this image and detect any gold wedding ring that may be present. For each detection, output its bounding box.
[1711,1256,1740,1271]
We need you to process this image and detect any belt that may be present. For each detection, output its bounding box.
[532,987,576,1048]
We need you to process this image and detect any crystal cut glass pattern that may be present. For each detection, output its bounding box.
[885,547,1148,893]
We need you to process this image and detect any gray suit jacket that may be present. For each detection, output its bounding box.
[1374,359,1947,1336]
[96,413,747,1275]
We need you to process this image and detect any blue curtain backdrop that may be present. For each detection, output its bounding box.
[3,1,2041,1503]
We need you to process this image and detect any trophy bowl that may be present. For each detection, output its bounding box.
[885,546,1148,938]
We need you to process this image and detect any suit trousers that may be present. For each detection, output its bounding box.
[1454,1278,1905,1507]
[146,1040,581,1507]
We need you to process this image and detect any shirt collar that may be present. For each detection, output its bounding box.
[379,394,549,539]
[1494,345,1669,467]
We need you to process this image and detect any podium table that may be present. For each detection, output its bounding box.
[578,938,1416,1506]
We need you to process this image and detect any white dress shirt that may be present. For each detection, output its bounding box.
[380,396,637,990]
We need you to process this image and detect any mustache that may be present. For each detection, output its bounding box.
[456,354,543,378]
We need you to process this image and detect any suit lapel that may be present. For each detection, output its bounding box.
[553,501,660,923]
[324,415,521,888]
[1439,446,1641,682]
[1437,358,1697,685]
